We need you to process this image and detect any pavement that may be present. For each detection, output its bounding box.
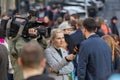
[97,0,120,37]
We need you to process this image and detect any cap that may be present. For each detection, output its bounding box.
[58,21,72,30]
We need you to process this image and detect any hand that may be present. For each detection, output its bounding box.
[28,28,37,35]
[49,67,54,72]
[66,54,76,61]
[73,46,79,55]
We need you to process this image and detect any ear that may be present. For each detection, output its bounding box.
[18,58,23,68]
[40,58,46,68]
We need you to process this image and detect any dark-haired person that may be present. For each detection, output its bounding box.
[109,16,119,37]
[0,44,8,80]
[18,41,54,80]
[77,18,112,80]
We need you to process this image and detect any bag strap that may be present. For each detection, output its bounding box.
[6,19,25,41]
[12,24,25,41]
[6,19,13,39]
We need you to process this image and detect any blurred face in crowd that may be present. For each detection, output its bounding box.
[113,19,118,24]
[63,28,73,34]
[47,5,51,10]
[44,16,49,23]
[52,32,65,48]
[70,16,75,21]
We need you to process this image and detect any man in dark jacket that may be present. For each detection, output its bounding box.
[109,16,119,37]
[77,18,112,80]
[18,41,54,80]
[0,44,8,80]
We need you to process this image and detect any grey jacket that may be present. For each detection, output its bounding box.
[45,45,74,80]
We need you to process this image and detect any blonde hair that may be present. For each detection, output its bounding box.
[51,29,63,39]
[102,35,116,61]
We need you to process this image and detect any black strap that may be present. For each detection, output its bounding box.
[6,19,25,41]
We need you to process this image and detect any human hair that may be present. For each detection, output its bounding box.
[20,42,44,69]
[1,12,7,18]
[102,35,120,61]
[111,16,118,21]
[56,17,63,25]
[96,17,105,24]
[71,14,79,20]
[83,17,97,32]
[110,34,120,46]
[110,34,120,55]
[68,20,77,30]
[63,14,70,21]
[76,19,83,29]
[50,29,63,40]
[96,20,101,30]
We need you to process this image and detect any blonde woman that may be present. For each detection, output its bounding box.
[102,35,120,71]
[45,29,75,80]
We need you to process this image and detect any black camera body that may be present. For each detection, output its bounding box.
[8,16,46,41]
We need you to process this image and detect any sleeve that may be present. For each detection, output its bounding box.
[59,62,74,74]
[45,49,69,73]
[77,43,89,80]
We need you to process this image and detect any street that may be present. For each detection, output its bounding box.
[97,0,120,36]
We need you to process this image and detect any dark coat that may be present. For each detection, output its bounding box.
[64,34,75,54]
[0,44,8,80]
[0,19,8,38]
[45,10,53,20]
[26,74,54,80]
[113,54,120,71]
[95,29,105,37]
[77,34,112,80]
[70,30,84,47]
[109,23,119,36]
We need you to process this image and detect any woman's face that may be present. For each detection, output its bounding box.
[44,16,49,23]
[52,32,65,48]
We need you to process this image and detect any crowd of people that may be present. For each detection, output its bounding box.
[0,4,120,80]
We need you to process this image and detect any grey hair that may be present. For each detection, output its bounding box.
[50,29,63,40]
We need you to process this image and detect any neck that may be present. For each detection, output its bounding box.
[86,32,95,39]
[23,67,44,79]
[53,44,60,50]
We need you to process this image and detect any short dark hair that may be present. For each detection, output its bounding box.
[83,17,97,32]
[111,16,118,21]
[71,14,79,19]
[20,41,44,68]
[64,14,70,21]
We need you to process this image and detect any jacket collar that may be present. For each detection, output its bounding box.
[49,45,67,62]
[87,33,99,39]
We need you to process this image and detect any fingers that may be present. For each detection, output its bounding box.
[28,28,37,34]
[66,54,76,61]
[74,46,79,53]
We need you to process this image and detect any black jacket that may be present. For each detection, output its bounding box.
[26,75,54,80]
[109,23,119,36]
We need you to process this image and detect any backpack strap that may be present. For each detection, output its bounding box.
[6,18,13,39]
[12,24,25,41]
[6,18,25,41]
